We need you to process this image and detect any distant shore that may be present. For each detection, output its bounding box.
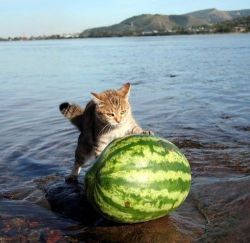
[1,30,249,42]
[1,9,250,42]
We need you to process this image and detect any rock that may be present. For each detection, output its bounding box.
[45,180,101,225]
[0,200,74,242]
[1,166,250,242]
[42,177,201,242]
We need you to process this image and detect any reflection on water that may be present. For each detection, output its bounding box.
[0,34,250,242]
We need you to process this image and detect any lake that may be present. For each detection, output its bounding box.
[0,34,250,242]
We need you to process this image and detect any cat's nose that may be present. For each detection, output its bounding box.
[115,116,121,123]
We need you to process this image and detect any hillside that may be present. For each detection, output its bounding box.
[80,14,206,37]
[185,8,250,23]
[213,15,250,33]
[80,8,250,37]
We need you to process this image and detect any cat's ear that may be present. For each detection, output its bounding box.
[118,82,131,99]
[91,92,103,105]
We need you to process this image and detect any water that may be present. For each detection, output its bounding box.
[0,34,250,242]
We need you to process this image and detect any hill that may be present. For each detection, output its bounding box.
[80,14,206,37]
[185,8,250,23]
[80,8,250,37]
[213,15,250,33]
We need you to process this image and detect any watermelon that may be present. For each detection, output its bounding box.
[85,135,191,223]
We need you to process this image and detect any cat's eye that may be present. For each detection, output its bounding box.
[120,110,126,115]
[107,113,115,117]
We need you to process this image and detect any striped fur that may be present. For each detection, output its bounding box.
[59,102,85,132]
[59,83,153,182]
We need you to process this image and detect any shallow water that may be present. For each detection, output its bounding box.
[0,34,250,242]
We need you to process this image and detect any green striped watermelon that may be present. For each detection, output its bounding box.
[85,135,191,223]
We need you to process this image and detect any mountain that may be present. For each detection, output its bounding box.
[185,8,250,23]
[80,9,250,37]
[80,14,207,37]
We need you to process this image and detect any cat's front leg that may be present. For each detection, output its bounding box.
[131,126,154,135]
[65,139,93,183]
[142,130,154,135]
[65,163,82,183]
[66,155,94,183]
[94,140,108,158]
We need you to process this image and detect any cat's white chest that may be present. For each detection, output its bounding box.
[106,127,125,141]
[99,124,129,145]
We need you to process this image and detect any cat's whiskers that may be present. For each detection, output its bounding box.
[107,124,112,134]
[97,123,110,137]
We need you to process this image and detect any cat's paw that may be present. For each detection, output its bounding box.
[65,174,78,184]
[142,130,154,135]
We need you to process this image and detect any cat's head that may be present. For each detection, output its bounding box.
[91,83,131,126]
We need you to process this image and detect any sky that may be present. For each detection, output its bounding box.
[0,0,250,37]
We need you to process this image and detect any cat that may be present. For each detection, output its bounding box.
[59,83,153,182]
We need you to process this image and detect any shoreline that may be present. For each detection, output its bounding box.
[1,31,249,42]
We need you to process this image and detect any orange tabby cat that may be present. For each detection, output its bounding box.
[60,83,153,182]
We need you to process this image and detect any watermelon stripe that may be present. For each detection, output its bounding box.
[101,184,179,208]
[106,145,189,168]
[98,135,187,170]
[94,185,133,221]
[96,184,173,219]
[100,159,190,176]
[101,169,191,183]
[103,139,170,163]
[99,175,190,193]
[108,152,185,167]
[97,136,143,160]
[97,182,188,209]
[100,182,189,201]
[103,135,174,157]
[94,140,152,172]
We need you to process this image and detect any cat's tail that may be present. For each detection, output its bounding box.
[59,102,84,132]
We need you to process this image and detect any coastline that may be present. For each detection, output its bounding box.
[1,31,250,42]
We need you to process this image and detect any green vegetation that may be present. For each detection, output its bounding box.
[214,16,250,33]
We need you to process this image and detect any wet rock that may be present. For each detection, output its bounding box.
[173,138,204,149]
[68,216,195,243]
[45,180,101,225]
[191,176,250,242]
[42,177,201,242]
[0,200,74,242]
[2,166,250,242]
[0,183,51,210]
[220,113,235,120]
[234,125,250,132]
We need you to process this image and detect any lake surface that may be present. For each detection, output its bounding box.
[0,34,250,242]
